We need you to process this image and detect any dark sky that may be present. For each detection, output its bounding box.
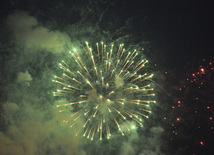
[1,0,213,65]
[0,0,214,155]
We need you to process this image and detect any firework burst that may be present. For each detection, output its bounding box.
[53,41,155,140]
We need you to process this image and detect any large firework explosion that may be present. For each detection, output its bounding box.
[53,42,155,140]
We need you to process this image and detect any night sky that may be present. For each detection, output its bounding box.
[0,0,213,155]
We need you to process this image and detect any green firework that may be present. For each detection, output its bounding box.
[53,41,155,140]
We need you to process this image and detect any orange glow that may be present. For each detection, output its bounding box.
[200,68,205,74]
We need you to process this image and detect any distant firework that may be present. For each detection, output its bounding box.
[171,58,214,153]
[53,42,155,140]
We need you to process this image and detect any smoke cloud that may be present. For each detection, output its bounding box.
[0,71,85,155]
[6,10,71,53]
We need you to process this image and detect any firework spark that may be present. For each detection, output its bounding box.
[170,58,214,153]
[53,42,155,140]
